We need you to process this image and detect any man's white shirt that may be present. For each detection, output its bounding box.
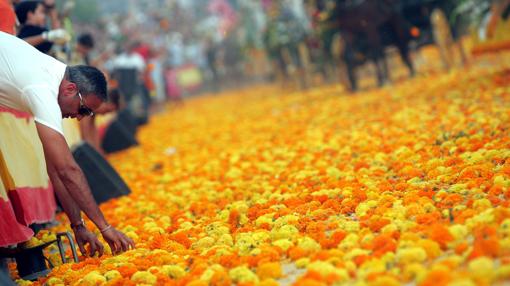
[0,31,66,135]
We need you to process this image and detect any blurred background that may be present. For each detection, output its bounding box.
[8,0,509,100]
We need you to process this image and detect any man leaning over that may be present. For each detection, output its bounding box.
[0,31,134,256]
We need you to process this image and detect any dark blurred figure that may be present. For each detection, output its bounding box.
[326,0,415,91]
[264,2,307,89]
[131,41,154,123]
[81,88,123,155]
[308,0,338,83]
[205,37,221,93]
[75,33,95,65]
[108,43,148,125]
[223,30,246,90]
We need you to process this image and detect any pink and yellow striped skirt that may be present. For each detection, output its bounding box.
[0,107,56,247]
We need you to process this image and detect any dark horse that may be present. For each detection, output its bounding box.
[329,0,415,91]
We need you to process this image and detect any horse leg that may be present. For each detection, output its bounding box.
[382,56,390,82]
[392,27,415,76]
[374,58,386,87]
[322,35,334,82]
[376,45,391,84]
[275,48,288,87]
[342,47,358,92]
[385,12,416,77]
[291,44,308,90]
[347,62,357,91]
[397,41,415,77]
[366,29,388,86]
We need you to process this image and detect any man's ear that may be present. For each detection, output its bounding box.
[64,81,78,96]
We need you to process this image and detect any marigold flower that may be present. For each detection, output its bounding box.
[25,65,510,286]
[130,271,157,285]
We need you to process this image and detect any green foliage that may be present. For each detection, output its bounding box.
[57,0,100,23]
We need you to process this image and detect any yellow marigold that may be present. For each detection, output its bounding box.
[496,264,510,280]
[295,258,310,268]
[396,247,427,264]
[449,224,469,241]
[15,280,33,286]
[297,237,321,252]
[216,233,234,246]
[270,225,299,241]
[229,266,259,283]
[131,271,157,285]
[235,233,256,254]
[104,270,121,281]
[23,237,42,248]
[493,175,510,187]
[272,238,294,251]
[369,275,400,286]
[193,236,216,250]
[255,214,274,227]
[79,271,106,286]
[200,264,225,282]
[274,215,300,228]
[40,232,56,243]
[252,231,270,245]
[468,257,495,282]
[402,263,427,283]
[499,219,510,237]
[44,277,64,286]
[358,259,387,280]
[162,265,186,279]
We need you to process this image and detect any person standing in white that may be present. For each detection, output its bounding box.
[0,31,134,256]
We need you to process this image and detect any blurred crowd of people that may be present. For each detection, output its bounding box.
[60,0,507,93]
[3,0,509,105]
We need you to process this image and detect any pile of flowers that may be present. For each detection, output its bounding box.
[22,231,57,249]
[24,66,510,285]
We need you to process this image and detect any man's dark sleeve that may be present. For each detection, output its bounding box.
[17,25,53,54]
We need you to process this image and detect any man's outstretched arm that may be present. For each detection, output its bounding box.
[36,122,134,254]
[46,162,105,257]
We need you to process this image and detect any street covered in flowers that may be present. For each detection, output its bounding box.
[3,0,510,285]
[17,52,509,286]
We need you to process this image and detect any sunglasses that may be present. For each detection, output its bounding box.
[77,92,94,117]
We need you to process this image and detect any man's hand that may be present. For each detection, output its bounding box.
[101,228,135,255]
[73,226,104,257]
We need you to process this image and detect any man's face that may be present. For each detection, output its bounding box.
[58,82,103,120]
[62,93,103,120]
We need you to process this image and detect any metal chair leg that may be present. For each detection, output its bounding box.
[56,232,79,263]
